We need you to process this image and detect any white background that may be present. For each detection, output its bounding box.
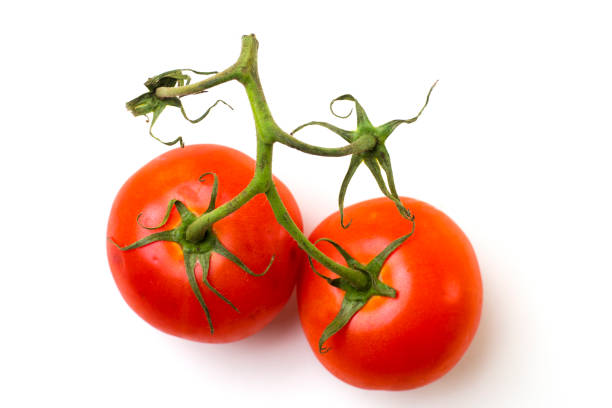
[2,1,611,406]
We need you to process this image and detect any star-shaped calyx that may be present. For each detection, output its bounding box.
[126,69,233,147]
[110,173,274,333]
[292,82,437,228]
[307,224,414,353]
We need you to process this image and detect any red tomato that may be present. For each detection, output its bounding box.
[107,144,303,343]
[297,197,482,390]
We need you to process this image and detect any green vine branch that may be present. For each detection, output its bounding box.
[124,34,436,340]
[130,34,385,290]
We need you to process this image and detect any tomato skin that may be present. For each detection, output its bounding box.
[297,197,482,390]
[107,144,303,343]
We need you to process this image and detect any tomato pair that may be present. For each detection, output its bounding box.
[107,144,482,389]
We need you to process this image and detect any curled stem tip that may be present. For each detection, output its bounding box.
[330,96,354,119]
[180,99,233,124]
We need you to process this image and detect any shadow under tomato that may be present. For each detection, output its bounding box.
[245,288,302,344]
[164,288,304,365]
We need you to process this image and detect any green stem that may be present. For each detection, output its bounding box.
[275,132,376,156]
[265,186,369,289]
[242,71,372,156]
[155,35,369,158]
[161,34,371,289]
[155,35,257,99]
[155,67,237,99]
[185,141,272,243]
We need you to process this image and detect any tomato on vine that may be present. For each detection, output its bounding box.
[114,34,481,390]
[107,145,303,342]
[297,197,482,390]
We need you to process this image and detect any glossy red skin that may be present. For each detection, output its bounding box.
[297,197,482,390]
[107,145,303,343]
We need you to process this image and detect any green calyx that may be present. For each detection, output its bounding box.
[292,82,437,228]
[109,173,274,333]
[126,69,233,147]
[308,224,415,353]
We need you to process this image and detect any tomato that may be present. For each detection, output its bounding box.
[107,144,303,343]
[297,197,482,390]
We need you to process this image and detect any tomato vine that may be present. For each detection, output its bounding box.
[120,34,437,347]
